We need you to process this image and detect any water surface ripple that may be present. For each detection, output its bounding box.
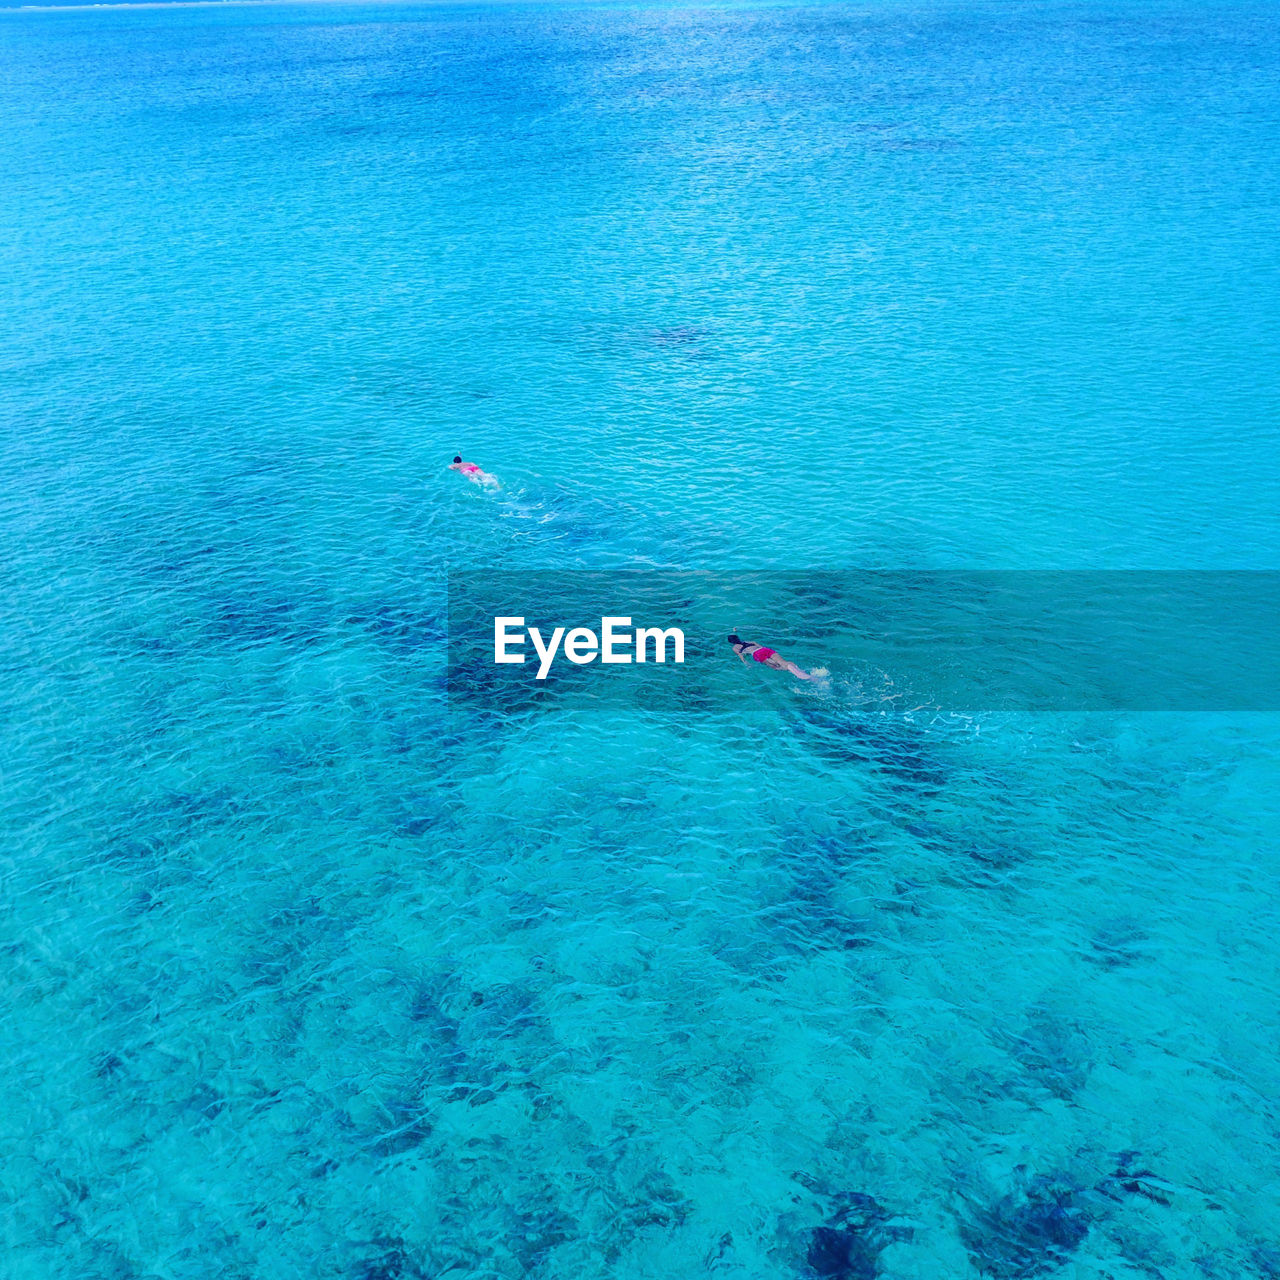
[1,1,1278,1276]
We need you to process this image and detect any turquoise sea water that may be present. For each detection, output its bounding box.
[2,1,1279,1276]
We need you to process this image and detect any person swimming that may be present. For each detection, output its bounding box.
[449,455,500,489]
[727,633,820,681]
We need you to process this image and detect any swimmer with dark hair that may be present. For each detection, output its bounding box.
[728,633,824,681]
[449,455,500,489]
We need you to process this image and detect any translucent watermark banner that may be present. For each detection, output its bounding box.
[446,571,1280,712]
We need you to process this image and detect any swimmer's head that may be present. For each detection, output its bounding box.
[453,456,462,464]
[727,634,743,646]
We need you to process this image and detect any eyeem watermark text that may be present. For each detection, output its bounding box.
[494,616,685,679]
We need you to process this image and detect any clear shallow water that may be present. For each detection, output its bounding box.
[1,1,1279,1277]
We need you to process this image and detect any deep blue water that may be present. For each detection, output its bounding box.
[2,1,1278,1277]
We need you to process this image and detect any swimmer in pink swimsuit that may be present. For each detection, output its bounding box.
[449,455,500,489]
[727,633,816,680]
